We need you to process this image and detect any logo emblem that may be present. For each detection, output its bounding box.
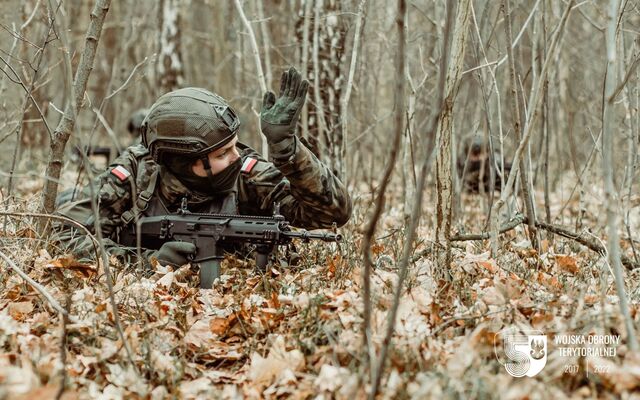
[495,328,547,377]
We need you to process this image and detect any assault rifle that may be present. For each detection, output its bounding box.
[119,201,341,288]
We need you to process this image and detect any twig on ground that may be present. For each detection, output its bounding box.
[527,217,639,270]
[451,214,525,241]
[55,295,70,400]
[431,307,509,336]
[447,213,639,270]
[0,211,102,262]
[0,249,67,316]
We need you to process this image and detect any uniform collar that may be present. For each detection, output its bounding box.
[158,166,211,206]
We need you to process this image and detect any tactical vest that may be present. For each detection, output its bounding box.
[116,149,240,229]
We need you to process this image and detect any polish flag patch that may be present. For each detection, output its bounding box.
[241,157,258,173]
[110,165,131,181]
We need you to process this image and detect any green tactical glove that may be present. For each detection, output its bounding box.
[150,241,196,267]
[260,66,309,158]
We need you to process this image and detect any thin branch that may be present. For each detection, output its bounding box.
[104,56,149,100]
[40,0,112,214]
[494,0,541,68]
[610,54,640,101]
[76,145,139,374]
[451,214,525,241]
[233,0,266,92]
[0,211,102,262]
[449,212,640,271]
[489,0,575,254]
[0,22,41,49]
[371,0,464,398]
[299,0,313,142]
[535,218,640,272]
[0,54,54,139]
[312,0,329,148]
[233,0,268,157]
[55,295,70,400]
[21,0,42,31]
[0,23,20,96]
[362,0,408,386]
[502,0,538,249]
[340,0,367,178]
[601,0,638,350]
[0,250,68,317]
[91,106,122,154]
[431,307,509,336]
[255,0,272,89]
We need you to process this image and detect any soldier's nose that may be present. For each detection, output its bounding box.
[231,147,240,162]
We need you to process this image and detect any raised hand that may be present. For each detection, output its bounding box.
[260,67,309,155]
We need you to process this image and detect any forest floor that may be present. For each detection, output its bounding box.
[0,170,639,399]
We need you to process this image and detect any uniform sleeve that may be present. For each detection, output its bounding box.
[239,137,351,229]
[52,147,155,265]
[52,171,132,259]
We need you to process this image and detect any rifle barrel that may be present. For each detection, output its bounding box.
[284,230,342,242]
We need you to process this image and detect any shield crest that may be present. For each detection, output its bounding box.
[526,335,547,377]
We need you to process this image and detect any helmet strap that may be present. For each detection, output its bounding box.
[200,155,216,183]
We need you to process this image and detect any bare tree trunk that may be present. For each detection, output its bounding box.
[468,2,502,222]
[339,0,366,179]
[402,89,416,222]
[40,0,112,215]
[299,0,313,143]
[602,0,639,352]
[489,0,574,256]
[360,0,406,387]
[502,0,538,250]
[369,1,452,397]
[303,0,347,175]
[401,6,429,222]
[435,0,472,277]
[255,0,272,90]
[234,0,269,157]
[6,2,53,200]
[157,0,184,93]
[364,1,407,396]
[620,35,640,264]
[311,0,328,157]
[541,0,552,228]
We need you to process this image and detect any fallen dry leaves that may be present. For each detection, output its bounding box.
[0,184,638,399]
[555,254,580,275]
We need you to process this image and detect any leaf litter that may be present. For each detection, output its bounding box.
[0,184,638,399]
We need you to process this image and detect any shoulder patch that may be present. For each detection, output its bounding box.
[110,165,131,181]
[241,157,258,174]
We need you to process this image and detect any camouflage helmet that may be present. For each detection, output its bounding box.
[127,108,149,137]
[142,88,240,163]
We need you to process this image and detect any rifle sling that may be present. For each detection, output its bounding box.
[120,169,159,225]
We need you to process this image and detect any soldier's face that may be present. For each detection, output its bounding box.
[192,137,240,177]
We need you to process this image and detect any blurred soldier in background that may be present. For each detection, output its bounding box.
[73,107,148,163]
[458,136,511,194]
[126,108,148,141]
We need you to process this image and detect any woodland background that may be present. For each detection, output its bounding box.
[0,0,639,399]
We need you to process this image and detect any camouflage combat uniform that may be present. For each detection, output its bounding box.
[53,138,352,263]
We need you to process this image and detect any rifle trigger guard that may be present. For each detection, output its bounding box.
[159,218,172,239]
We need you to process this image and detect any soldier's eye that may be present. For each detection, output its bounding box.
[216,150,228,159]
